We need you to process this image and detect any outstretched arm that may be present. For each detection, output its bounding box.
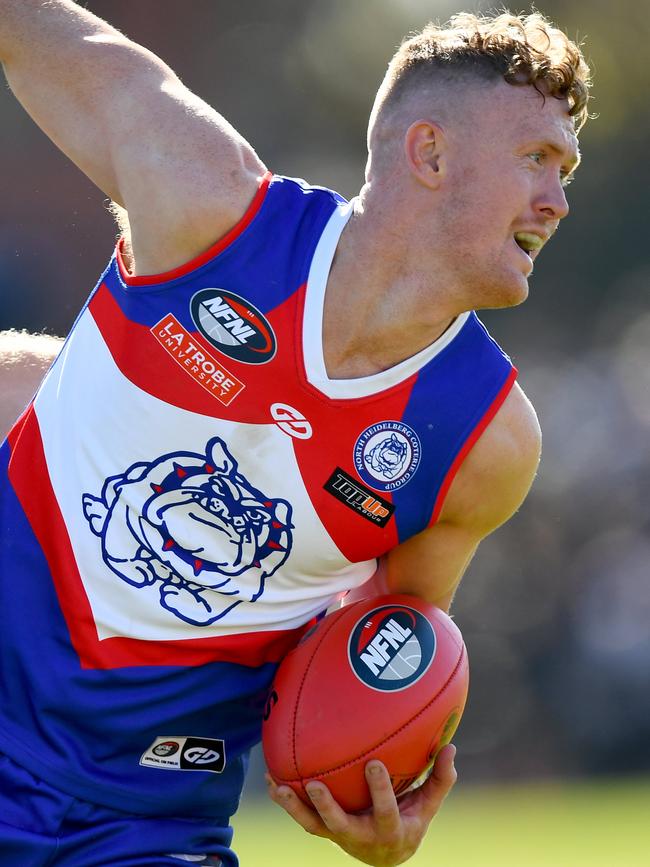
[0,0,266,274]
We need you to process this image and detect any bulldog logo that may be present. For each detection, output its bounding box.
[365,433,408,480]
[82,437,293,625]
[353,421,421,493]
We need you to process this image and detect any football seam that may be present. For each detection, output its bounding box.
[279,641,467,783]
[290,607,348,794]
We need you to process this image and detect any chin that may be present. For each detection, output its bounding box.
[474,278,529,311]
[502,282,529,308]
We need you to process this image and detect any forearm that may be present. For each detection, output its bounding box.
[342,557,390,606]
[0,330,63,438]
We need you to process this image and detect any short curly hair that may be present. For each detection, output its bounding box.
[377,11,592,131]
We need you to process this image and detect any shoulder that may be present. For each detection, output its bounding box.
[438,381,542,535]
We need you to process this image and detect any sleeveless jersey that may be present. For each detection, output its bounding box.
[0,173,516,818]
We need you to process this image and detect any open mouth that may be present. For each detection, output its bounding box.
[513,232,543,261]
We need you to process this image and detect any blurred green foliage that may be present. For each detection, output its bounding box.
[235,777,650,866]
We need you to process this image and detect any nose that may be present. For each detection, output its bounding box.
[536,175,570,221]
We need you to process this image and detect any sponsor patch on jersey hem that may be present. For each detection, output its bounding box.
[140,736,226,774]
[323,467,394,527]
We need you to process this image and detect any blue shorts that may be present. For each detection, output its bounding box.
[0,752,236,866]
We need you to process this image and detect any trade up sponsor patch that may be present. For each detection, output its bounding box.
[323,467,394,527]
[348,604,436,692]
[151,313,245,406]
[190,288,276,364]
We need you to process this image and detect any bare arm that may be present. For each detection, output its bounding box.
[0,0,266,274]
[0,330,63,438]
[344,382,542,614]
[378,381,542,610]
[271,383,541,865]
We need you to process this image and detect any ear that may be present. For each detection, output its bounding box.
[404,120,446,189]
[206,436,236,476]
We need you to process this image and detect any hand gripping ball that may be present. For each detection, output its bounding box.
[262,594,469,813]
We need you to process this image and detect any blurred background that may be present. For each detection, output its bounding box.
[1,0,648,863]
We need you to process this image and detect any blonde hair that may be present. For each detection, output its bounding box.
[377,11,591,131]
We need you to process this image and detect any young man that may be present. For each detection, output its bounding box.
[0,3,590,865]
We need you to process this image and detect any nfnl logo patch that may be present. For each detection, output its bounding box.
[348,605,436,692]
[324,467,394,527]
[190,288,276,364]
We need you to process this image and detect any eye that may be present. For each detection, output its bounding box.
[560,171,575,188]
[528,151,545,165]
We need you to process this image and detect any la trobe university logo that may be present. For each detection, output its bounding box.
[190,288,277,364]
[348,604,436,692]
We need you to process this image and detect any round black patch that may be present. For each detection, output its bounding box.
[152,740,180,757]
[190,288,276,364]
[348,605,436,692]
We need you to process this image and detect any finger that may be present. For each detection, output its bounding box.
[431,743,458,787]
[365,761,401,837]
[266,777,331,838]
[304,781,352,837]
[417,744,458,817]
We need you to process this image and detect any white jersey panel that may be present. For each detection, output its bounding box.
[34,310,376,641]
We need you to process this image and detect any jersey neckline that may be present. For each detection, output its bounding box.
[302,199,471,400]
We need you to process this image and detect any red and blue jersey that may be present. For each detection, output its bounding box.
[0,173,515,817]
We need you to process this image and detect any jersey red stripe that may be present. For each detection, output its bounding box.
[116,171,273,287]
[428,366,518,525]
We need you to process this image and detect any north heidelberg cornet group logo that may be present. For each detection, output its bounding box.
[190,288,276,364]
[354,420,421,492]
[348,604,436,692]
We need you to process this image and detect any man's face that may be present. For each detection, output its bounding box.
[435,79,580,309]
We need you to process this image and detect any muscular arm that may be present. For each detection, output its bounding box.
[0,330,63,438]
[0,0,266,274]
[387,381,542,609]
[271,382,541,864]
[346,382,542,612]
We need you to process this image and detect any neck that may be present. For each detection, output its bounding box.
[322,183,466,379]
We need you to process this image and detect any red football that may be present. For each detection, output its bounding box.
[262,594,469,813]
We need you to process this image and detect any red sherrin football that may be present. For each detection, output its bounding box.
[262,594,469,813]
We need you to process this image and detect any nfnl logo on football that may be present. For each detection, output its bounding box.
[348,604,436,692]
[151,313,244,406]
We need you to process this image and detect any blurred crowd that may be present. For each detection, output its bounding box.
[1,0,648,785]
